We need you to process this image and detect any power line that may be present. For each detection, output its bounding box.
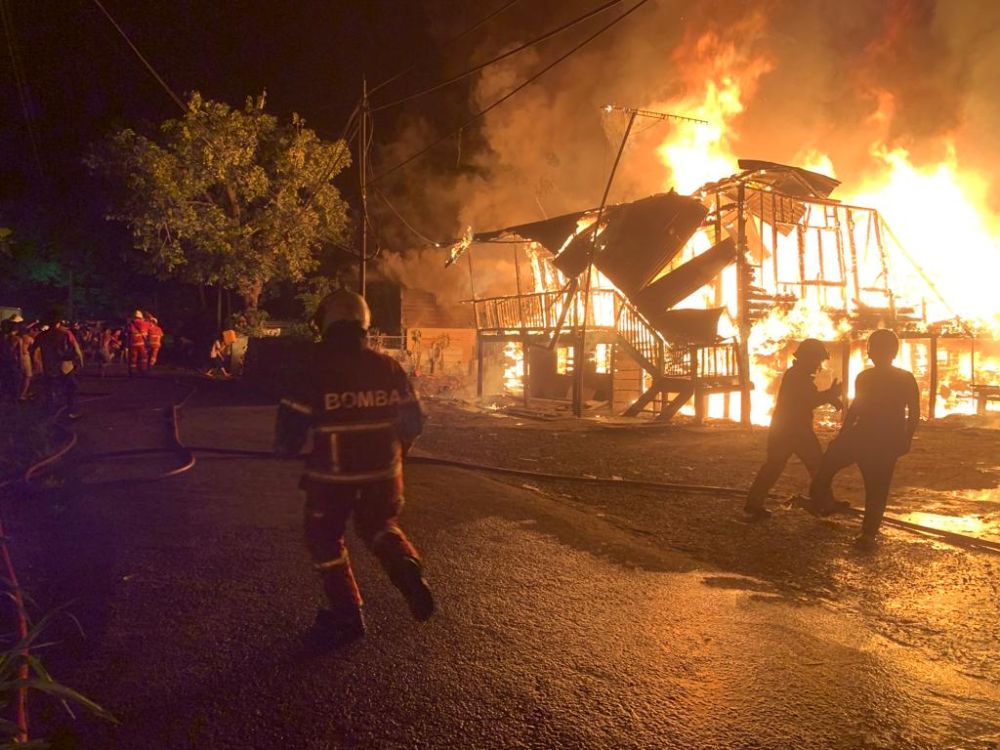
[1,0,43,176]
[371,0,653,185]
[373,186,443,247]
[290,102,362,224]
[369,0,522,96]
[372,0,624,113]
[90,0,186,112]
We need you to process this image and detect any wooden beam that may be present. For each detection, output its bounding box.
[928,334,938,420]
[655,385,694,423]
[622,381,662,417]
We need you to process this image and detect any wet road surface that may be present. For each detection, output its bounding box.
[8,375,1000,749]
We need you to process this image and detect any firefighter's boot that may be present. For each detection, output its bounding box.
[303,607,366,652]
[388,556,435,622]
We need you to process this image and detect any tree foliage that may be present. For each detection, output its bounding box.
[87,92,352,308]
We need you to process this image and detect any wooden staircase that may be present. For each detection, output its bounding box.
[472,287,739,421]
[613,292,699,420]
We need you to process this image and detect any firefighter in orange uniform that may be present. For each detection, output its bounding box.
[275,289,433,650]
[146,314,164,368]
[126,310,150,376]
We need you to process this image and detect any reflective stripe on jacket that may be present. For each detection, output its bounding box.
[275,344,423,484]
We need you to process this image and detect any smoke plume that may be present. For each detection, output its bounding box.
[375,0,1000,297]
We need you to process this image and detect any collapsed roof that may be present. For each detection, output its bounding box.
[458,160,842,343]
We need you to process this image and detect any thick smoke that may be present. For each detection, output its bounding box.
[375,0,1000,297]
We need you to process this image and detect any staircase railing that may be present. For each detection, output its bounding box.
[474,288,742,382]
[613,293,664,374]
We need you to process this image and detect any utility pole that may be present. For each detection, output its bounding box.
[736,179,752,426]
[67,269,74,322]
[359,78,369,298]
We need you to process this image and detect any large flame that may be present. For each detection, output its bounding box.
[647,34,1000,423]
[846,143,1000,326]
[653,19,772,194]
[495,20,1000,423]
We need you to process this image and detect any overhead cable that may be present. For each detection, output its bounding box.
[91,0,186,112]
[372,0,624,113]
[290,102,362,223]
[373,187,444,247]
[371,0,653,184]
[370,0,522,96]
[1,0,43,176]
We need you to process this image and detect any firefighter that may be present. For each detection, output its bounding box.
[744,338,843,519]
[275,289,433,650]
[808,329,920,548]
[146,314,164,368]
[126,310,149,375]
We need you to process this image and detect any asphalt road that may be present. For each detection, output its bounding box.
[7,374,1000,749]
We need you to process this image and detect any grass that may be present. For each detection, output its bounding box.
[0,402,57,481]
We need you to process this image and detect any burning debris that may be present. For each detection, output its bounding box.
[452,158,998,426]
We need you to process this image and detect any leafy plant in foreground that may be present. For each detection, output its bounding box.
[0,600,115,749]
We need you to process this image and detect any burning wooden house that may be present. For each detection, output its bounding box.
[450,159,997,424]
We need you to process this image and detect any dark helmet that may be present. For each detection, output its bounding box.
[315,289,371,333]
[793,338,829,362]
[867,329,899,361]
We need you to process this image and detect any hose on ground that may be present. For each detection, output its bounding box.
[406,454,1000,555]
[123,444,1000,556]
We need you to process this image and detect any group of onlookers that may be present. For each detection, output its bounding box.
[1,311,85,416]
[0,308,169,416]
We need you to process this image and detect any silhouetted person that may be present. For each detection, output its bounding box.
[30,310,84,418]
[809,329,919,549]
[745,338,842,519]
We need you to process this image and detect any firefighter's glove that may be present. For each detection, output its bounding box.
[823,378,843,411]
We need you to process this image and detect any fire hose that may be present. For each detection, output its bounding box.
[16,387,1000,557]
[403,454,1000,555]
[126,439,1000,556]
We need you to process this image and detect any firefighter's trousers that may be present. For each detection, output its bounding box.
[746,429,823,507]
[303,477,420,623]
[129,345,148,374]
[148,345,161,367]
[810,435,897,536]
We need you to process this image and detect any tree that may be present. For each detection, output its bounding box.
[87,92,352,309]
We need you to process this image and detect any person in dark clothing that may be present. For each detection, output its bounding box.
[275,289,433,651]
[744,338,843,519]
[29,311,84,417]
[0,317,19,402]
[808,329,920,549]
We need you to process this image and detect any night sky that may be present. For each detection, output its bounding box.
[0,1,451,214]
[5,0,999,311]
